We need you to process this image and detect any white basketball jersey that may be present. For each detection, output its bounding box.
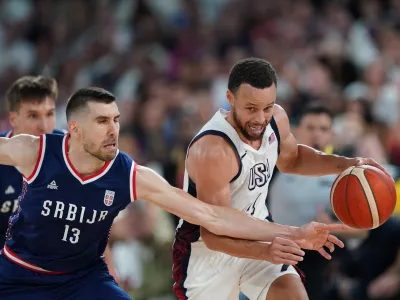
[174,109,281,245]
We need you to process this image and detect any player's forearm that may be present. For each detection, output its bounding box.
[201,227,271,260]
[166,188,297,241]
[284,144,356,176]
[205,205,298,242]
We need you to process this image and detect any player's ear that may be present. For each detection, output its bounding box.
[226,90,235,107]
[9,112,17,128]
[67,121,79,135]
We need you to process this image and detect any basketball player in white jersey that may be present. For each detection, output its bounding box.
[172,58,390,300]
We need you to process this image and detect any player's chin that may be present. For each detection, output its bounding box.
[101,148,118,161]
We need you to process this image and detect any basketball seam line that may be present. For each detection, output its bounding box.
[346,167,360,229]
[353,167,380,228]
[352,172,375,228]
[362,167,395,224]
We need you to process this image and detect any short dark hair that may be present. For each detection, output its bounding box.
[228,58,278,94]
[6,76,58,112]
[66,87,116,120]
[300,102,334,121]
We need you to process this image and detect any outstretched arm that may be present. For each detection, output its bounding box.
[134,144,347,252]
[135,163,298,241]
[0,134,40,177]
[274,105,390,177]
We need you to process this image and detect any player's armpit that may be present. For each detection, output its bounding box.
[135,164,300,241]
[0,134,40,175]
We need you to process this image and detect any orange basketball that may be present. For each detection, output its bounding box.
[330,165,397,229]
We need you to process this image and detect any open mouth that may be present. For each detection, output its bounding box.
[247,124,264,135]
[103,143,117,150]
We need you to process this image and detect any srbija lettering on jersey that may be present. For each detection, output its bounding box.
[0,129,66,247]
[174,109,280,245]
[4,133,137,273]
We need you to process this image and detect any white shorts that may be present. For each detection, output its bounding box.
[178,242,300,300]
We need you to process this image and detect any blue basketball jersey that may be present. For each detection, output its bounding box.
[0,129,66,247]
[3,133,136,273]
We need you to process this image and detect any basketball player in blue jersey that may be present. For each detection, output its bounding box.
[172,58,392,300]
[0,87,348,299]
[0,77,121,285]
[0,76,65,248]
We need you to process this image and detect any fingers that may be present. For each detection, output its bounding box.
[328,234,345,248]
[283,253,304,262]
[318,247,332,260]
[272,252,303,265]
[324,223,351,231]
[271,238,305,265]
[324,241,335,253]
[275,237,302,249]
[273,238,305,257]
[280,245,305,257]
[279,259,301,265]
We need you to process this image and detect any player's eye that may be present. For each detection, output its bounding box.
[28,114,37,119]
[247,107,256,112]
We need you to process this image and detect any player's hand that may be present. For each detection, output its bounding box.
[294,222,350,260]
[368,271,400,299]
[267,237,305,265]
[354,157,393,182]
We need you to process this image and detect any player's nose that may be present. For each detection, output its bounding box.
[254,111,265,124]
[36,120,50,134]
[108,122,119,136]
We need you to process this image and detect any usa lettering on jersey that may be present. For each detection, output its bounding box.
[248,159,271,191]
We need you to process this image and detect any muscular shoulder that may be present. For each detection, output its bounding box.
[187,134,239,184]
[272,104,291,140]
[189,135,237,162]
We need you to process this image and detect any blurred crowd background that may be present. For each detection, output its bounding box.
[0,0,400,299]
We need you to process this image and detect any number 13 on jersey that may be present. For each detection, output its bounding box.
[62,224,80,244]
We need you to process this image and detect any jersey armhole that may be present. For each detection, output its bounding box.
[129,161,137,202]
[270,117,281,155]
[23,134,46,184]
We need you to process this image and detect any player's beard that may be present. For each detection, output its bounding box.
[232,108,267,142]
[82,136,118,162]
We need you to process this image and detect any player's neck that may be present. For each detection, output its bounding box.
[67,138,106,177]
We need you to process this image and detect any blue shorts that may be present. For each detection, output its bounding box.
[0,254,131,299]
